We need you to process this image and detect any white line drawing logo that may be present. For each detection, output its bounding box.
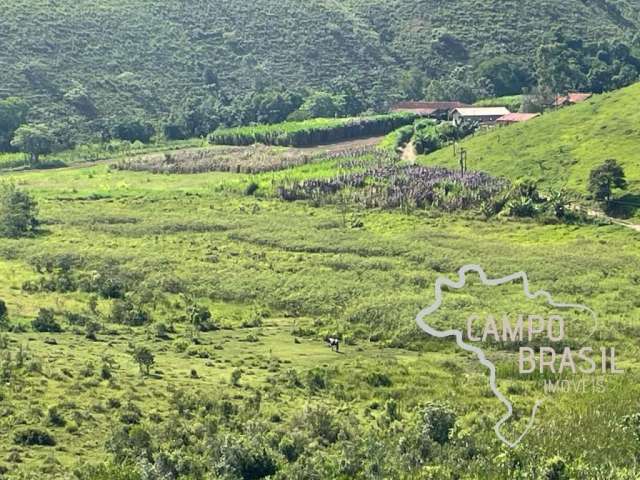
[415,264,598,448]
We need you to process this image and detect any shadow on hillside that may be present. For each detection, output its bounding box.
[605,193,640,219]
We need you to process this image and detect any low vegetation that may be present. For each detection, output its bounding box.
[113,144,377,175]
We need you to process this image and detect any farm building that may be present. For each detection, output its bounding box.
[496,112,540,125]
[390,101,468,119]
[451,107,510,125]
[553,92,593,107]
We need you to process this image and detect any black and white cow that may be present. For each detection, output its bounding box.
[326,337,340,353]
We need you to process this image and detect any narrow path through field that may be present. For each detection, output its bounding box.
[576,205,640,232]
[401,141,417,162]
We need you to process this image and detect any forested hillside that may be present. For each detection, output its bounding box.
[2,0,640,143]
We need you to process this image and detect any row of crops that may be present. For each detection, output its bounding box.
[207,113,417,147]
[278,156,509,211]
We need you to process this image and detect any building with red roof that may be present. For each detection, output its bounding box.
[553,92,593,107]
[496,112,540,125]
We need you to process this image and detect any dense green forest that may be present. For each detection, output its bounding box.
[2,0,640,148]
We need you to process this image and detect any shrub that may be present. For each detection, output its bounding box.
[244,182,259,196]
[278,433,304,462]
[365,371,392,387]
[301,403,339,444]
[216,435,278,480]
[0,183,39,237]
[306,368,328,392]
[231,368,242,386]
[186,303,217,332]
[543,456,568,480]
[0,299,8,329]
[119,402,142,425]
[46,406,66,427]
[422,402,456,445]
[32,309,62,333]
[109,300,150,326]
[153,322,170,339]
[14,428,56,446]
[85,320,101,340]
[106,425,152,463]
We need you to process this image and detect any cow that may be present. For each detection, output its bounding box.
[326,337,340,353]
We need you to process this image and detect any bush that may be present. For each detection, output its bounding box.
[244,182,259,196]
[216,435,278,480]
[0,183,39,238]
[32,309,62,333]
[0,299,8,329]
[13,428,56,446]
[365,371,392,387]
[109,300,150,326]
[301,403,339,444]
[422,402,456,445]
[46,406,66,427]
[543,455,568,480]
[231,368,242,386]
[306,368,328,392]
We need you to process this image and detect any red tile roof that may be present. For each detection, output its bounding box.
[553,92,592,106]
[391,107,437,116]
[568,92,592,103]
[496,112,540,123]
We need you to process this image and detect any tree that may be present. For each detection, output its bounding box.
[0,183,39,237]
[110,120,155,143]
[398,68,427,100]
[424,66,493,104]
[0,97,28,151]
[588,159,627,203]
[476,56,532,97]
[10,123,54,164]
[291,92,346,120]
[132,346,154,375]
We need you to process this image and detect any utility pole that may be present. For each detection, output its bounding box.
[454,142,467,176]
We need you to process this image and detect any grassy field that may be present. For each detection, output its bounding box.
[0,147,638,479]
[424,83,640,206]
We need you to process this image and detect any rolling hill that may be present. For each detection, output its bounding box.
[1,0,640,132]
[423,82,640,203]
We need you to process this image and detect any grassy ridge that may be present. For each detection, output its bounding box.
[424,83,640,196]
[208,113,416,147]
